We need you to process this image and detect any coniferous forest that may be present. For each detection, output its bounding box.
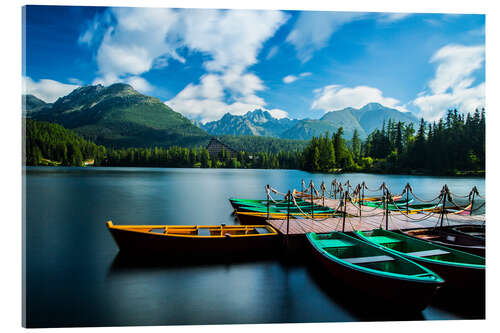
[24,108,485,176]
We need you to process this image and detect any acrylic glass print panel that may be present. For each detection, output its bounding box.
[22,4,485,328]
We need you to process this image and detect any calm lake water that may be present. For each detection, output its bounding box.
[24,167,485,327]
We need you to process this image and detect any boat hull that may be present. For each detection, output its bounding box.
[107,224,279,258]
[403,228,485,257]
[309,238,440,311]
[357,230,485,291]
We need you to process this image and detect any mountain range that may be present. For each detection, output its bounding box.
[200,103,419,140]
[24,83,209,148]
[24,83,419,148]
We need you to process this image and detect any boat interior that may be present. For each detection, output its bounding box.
[362,230,484,265]
[311,233,429,276]
[155,225,277,236]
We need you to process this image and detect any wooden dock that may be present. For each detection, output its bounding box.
[268,209,485,235]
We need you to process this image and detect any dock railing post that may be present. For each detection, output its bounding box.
[406,183,410,215]
[361,182,365,207]
[310,181,314,219]
[321,181,325,206]
[384,186,389,230]
[266,184,270,220]
[286,190,290,236]
[470,186,477,216]
[342,190,347,232]
[440,185,448,228]
[333,180,337,199]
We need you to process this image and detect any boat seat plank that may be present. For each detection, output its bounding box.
[343,255,395,264]
[366,236,402,244]
[318,239,355,248]
[150,228,165,234]
[407,249,450,257]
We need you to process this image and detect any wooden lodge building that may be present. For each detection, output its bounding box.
[206,138,238,159]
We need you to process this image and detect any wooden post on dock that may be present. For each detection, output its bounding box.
[321,181,325,206]
[333,180,337,199]
[440,185,448,228]
[266,184,270,220]
[470,186,477,216]
[406,183,410,215]
[342,190,347,232]
[361,182,365,207]
[310,181,315,219]
[384,186,389,230]
[286,190,291,237]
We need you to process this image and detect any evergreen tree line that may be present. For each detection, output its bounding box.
[301,108,485,175]
[361,108,485,174]
[26,107,485,176]
[25,119,106,166]
[301,128,360,172]
[25,119,302,169]
[100,146,301,169]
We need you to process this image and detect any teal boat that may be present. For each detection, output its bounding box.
[307,232,443,311]
[356,229,485,290]
[237,205,335,214]
[229,198,308,210]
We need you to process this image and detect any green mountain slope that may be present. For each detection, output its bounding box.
[29,83,210,148]
[280,120,339,140]
[351,103,419,134]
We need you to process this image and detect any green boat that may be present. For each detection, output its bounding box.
[307,232,443,311]
[356,229,485,290]
[237,205,335,214]
[229,198,308,210]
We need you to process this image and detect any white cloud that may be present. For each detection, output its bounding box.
[125,76,153,93]
[179,9,288,72]
[23,77,79,103]
[68,78,84,85]
[266,45,279,60]
[428,44,484,94]
[167,73,288,123]
[82,8,289,122]
[267,109,289,119]
[286,11,367,62]
[377,13,412,23]
[311,85,407,112]
[283,72,312,84]
[283,75,298,84]
[413,44,485,121]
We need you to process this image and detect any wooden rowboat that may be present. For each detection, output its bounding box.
[307,232,443,311]
[356,229,485,290]
[402,226,485,257]
[107,221,279,257]
[452,224,485,239]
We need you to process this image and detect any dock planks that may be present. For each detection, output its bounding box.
[268,211,485,235]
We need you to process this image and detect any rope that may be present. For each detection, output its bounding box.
[409,186,443,203]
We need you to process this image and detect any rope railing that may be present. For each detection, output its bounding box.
[263,180,484,233]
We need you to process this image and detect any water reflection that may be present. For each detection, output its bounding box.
[25,167,485,327]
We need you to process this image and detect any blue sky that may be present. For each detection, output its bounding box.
[23,5,485,123]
